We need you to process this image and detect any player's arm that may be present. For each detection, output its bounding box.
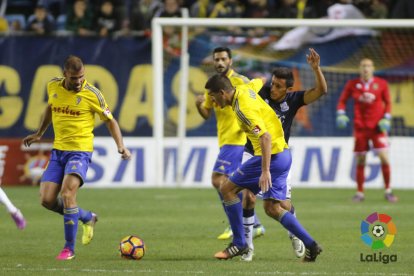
[23,104,52,147]
[195,93,212,120]
[336,81,352,128]
[259,132,272,193]
[105,118,131,160]
[378,80,392,133]
[303,48,328,104]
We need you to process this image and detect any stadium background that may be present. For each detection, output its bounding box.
[0,26,413,188]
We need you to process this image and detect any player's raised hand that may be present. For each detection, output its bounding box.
[23,133,42,147]
[195,94,205,107]
[259,171,272,193]
[306,48,320,70]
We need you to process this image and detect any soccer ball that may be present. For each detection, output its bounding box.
[372,225,385,238]
[119,235,146,260]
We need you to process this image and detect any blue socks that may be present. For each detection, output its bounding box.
[224,197,246,248]
[279,211,314,247]
[78,208,92,224]
[63,207,79,252]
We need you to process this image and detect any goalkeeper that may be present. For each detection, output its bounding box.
[336,58,397,203]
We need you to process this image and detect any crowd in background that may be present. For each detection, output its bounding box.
[0,0,412,37]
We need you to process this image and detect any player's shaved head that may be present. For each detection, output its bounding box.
[64,55,84,72]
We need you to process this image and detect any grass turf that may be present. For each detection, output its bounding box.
[0,187,412,275]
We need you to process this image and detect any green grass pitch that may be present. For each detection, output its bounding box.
[0,187,413,275]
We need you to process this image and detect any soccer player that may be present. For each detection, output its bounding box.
[195,47,265,240]
[336,58,397,203]
[0,180,26,230]
[205,74,322,262]
[241,48,327,261]
[23,55,131,260]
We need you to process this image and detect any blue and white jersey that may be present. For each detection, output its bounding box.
[245,86,305,155]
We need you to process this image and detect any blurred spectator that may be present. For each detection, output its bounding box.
[245,0,275,19]
[129,0,162,33]
[390,0,414,18]
[66,0,95,35]
[26,4,55,35]
[244,0,275,36]
[156,0,183,17]
[190,0,213,17]
[0,16,8,32]
[274,0,298,18]
[209,0,245,18]
[368,0,388,18]
[155,0,183,56]
[94,0,122,36]
[303,0,335,18]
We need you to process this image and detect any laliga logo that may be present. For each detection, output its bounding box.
[360,212,397,264]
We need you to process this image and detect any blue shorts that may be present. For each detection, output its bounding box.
[230,149,291,201]
[41,149,92,186]
[212,145,244,176]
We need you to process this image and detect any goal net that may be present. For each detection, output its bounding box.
[151,18,414,188]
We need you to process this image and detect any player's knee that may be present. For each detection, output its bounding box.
[40,197,54,210]
[264,202,284,220]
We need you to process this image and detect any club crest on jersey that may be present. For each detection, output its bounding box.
[76,96,82,105]
[253,125,261,135]
[373,83,379,90]
[53,93,58,98]
[280,101,289,112]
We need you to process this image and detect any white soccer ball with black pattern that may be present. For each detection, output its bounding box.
[372,225,385,238]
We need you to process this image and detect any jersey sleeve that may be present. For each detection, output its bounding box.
[202,90,213,109]
[246,78,264,94]
[382,80,391,114]
[89,86,114,121]
[235,92,267,137]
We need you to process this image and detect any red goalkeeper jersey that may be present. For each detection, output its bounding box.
[337,77,391,130]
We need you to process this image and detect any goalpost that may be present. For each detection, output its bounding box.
[151,18,414,187]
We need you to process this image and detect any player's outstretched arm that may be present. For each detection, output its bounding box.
[105,119,131,160]
[303,48,328,104]
[195,94,212,120]
[23,105,52,147]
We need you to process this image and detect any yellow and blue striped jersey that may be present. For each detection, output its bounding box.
[203,69,250,147]
[47,78,113,152]
[231,79,288,156]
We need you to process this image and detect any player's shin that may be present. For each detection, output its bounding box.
[243,208,255,249]
[224,197,246,247]
[278,210,314,247]
[63,207,79,252]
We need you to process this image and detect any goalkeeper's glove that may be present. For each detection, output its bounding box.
[378,113,391,133]
[336,110,349,129]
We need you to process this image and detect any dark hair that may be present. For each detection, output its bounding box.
[213,47,232,59]
[205,74,233,93]
[63,55,84,71]
[272,67,294,88]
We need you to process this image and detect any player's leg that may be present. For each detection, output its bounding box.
[241,189,256,261]
[280,168,305,258]
[214,178,248,260]
[212,172,233,240]
[0,186,26,229]
[40,150,94,224]
[214,145,245,240]
[353,130,369,202]
[373,132,397,202]
[57,173,81,260]
[263,149,321,262]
